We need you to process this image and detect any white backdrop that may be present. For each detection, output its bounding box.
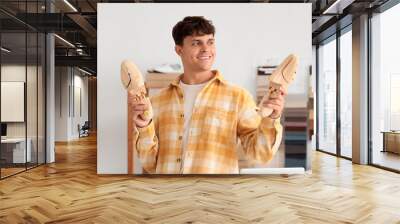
[97,3,312,174]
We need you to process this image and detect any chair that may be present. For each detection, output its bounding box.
[78,121,90,138]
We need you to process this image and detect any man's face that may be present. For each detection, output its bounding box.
[175,34,216,72]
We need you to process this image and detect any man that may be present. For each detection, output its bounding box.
[132,16,285,174]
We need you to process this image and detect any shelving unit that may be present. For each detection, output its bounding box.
[256,65,276,104]
[145,73,180,96]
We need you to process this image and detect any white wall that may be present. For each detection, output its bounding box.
[55,67,69,141]
[97,3,312,174]
[72,73,89,138]
[55,67,89,141]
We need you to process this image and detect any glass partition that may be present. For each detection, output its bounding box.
[1,31,28,177]
[317,36,337,155]
[370,3,400,171]
[0,1,46,179]
[38,32,45,165]
[339,28,352,158]
[27,30,38,169]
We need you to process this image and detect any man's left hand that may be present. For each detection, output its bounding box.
[262,86,287,119]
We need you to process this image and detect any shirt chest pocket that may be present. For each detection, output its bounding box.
[197,106,236,146]
[202,107,234,136]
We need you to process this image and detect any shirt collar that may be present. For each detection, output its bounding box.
[170,70,226,87]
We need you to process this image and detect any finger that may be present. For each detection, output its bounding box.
[129,94,144,103]
[268,94,278,100]
[138,112,151,121]
[269,111,281,119]
[132,110,142,120]
[136,118,150,128]
[133,104,149,111]
[272,95,285,103]
[133,112,150,127]
[280,87,288,96]
[263,101,278,108]
[132,103,146,107]
[269,89,286,98]
[264,103,282,111]
[269,90,281,98]
[133,110,150,120]
[268,93,283,100]
[264,99,283,107]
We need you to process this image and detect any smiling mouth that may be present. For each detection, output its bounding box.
[197,56,212,60]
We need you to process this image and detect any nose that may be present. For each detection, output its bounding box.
[200,43,210,52]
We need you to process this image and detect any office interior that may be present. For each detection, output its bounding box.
[0,0,399,222]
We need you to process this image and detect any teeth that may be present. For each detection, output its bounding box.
[198,56,211,60]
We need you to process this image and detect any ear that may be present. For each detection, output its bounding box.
[175,45,183,56]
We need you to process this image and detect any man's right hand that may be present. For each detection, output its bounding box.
[131,97,152,128]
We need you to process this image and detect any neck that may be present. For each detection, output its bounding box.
[181,69,215,85]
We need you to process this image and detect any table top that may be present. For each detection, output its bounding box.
[381,131,400,134]
[1,138,29,143]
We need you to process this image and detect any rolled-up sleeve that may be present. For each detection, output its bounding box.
[237,90,283,164]
[135,119,159,173]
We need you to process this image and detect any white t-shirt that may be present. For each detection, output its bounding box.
[179,80,208,156]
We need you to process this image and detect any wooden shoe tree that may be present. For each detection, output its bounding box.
[121,59,153,119]
[259,54,299,118]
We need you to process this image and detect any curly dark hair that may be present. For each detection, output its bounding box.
[172,16,215,46]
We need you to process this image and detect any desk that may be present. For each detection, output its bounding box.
[381,131,400,154]
[1,138,31,163]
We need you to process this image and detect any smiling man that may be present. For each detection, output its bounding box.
[132,16,285,174]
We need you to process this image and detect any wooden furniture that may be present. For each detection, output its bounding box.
[308,86,314,140]
[145,72,180,96]
[283,106,308,169]
[382,131,400,154]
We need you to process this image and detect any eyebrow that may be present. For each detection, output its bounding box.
[192,38,215,42]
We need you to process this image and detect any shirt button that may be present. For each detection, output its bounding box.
[176,158,181,162]
[178,136,183,140]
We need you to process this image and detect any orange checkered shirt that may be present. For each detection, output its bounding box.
[134,70,283,174]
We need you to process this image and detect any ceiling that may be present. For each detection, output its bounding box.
[0,0,393,75]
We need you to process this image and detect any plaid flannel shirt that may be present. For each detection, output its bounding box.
[135,70,282,174]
